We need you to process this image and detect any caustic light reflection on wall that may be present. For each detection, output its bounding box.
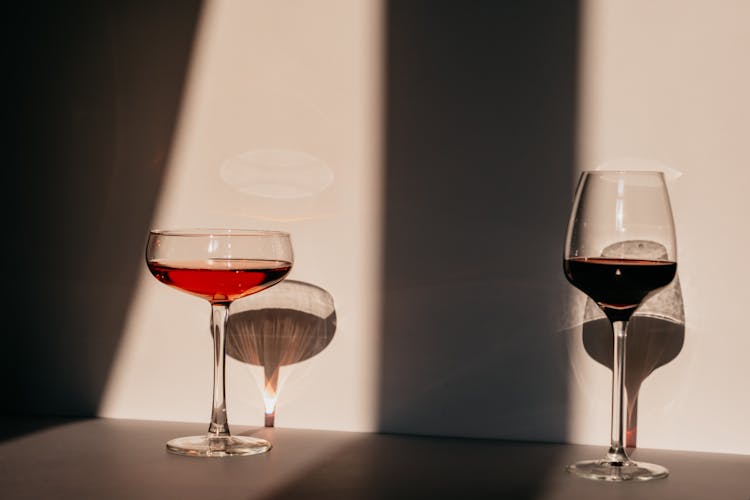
[227,280,337,427]
[221,149,334,199]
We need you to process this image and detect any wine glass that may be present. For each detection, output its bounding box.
[146,229,293,457]
[563,171,677,481]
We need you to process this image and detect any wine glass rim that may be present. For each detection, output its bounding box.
[149,228,290,237]
[581,169,665,176]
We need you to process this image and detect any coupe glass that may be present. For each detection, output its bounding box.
[563,171,677,481]
[146,229,293,457]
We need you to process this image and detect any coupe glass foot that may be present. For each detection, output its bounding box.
[567,459,668,481]
[166,435,271,457]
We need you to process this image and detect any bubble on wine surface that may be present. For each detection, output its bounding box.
[220,149,334,198]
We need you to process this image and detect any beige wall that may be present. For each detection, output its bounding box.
[569,0,750,454]
[98,0,749,455]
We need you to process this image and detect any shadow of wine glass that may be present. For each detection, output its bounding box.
[226,280,336,426]
[582,240,685,448]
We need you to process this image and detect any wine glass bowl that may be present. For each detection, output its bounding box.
[563,171,677,481]
[146,229,293,457]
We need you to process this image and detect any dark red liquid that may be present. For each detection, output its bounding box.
[148,259,292,303]
[564,257,676,321]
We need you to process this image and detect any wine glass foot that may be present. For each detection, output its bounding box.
[566,458,668,481]
[166,435,272,457]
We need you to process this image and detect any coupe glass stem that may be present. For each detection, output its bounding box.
[209,303,230,437]
[607,320,629,463]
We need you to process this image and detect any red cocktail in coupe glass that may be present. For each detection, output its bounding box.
[146,229,293,457]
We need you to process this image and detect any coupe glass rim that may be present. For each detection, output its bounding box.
[149,228,290,237]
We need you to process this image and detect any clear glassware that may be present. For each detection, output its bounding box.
[563,171,677,481]
[146,229,293,457]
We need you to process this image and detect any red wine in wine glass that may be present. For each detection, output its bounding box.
[564,257,676,322]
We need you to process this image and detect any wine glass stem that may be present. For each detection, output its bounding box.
[208,303,231,437]
[608,320,629,463]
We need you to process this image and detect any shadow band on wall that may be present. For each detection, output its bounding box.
[379,0,580,444]
[3,0,203,434]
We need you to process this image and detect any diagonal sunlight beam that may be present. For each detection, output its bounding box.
[99,0,384,432]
